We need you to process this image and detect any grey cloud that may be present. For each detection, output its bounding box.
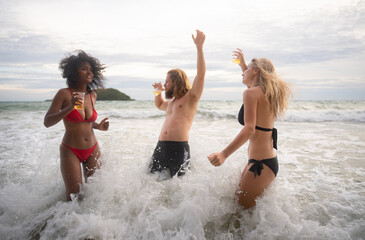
[0,34,64,64]
[106,74,242,90]
[98,49,197,69]
[0,75,64,89]
[295,86,365,100]
[106,76,155,88]
[0,1,64,64]
[238,1,365,65]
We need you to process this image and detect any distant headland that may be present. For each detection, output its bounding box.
[44,88,133,101]
[96,88,133,101]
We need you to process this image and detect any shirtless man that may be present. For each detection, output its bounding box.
[149,30,206,178]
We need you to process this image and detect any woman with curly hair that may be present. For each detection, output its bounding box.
[44,50,109,201]
[208,48,292,209]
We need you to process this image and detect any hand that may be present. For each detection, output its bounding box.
[152,82,165,91]
[71,92,84,107]
[192,30,205,48]
[232,48,247,70]
[207,152,226,167]
[98,118,109,131]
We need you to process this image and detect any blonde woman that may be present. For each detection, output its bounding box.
[208,48,292,208]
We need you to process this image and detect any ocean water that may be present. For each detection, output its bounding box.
[0,100,364,240]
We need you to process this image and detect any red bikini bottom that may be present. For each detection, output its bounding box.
[62,142,98,162]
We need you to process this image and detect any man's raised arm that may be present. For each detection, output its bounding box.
[189,30,206,101]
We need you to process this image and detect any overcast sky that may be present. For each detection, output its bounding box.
[0,0,364,101]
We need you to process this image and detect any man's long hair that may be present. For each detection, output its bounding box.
[167,69,192,98]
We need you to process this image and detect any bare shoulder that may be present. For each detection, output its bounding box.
[91,90,97,97]
[243,88,257,100]
[58,87,70,95]
[46,88,70,114]
[54,88,71,100]
[90,90,97,100]
[245,87,264,99]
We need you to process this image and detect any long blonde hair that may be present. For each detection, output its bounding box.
[251,58,292,118]
[167,69,192,98]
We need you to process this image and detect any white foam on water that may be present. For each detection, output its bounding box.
[0,101,364,239]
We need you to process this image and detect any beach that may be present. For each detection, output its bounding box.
[0,100,364,240]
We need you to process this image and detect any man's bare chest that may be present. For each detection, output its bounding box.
[166,100,186,116]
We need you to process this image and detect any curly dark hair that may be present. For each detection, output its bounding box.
[59,50,106,92]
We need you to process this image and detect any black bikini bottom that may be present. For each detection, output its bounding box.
[149,141,190,177]
[248,156,278,177]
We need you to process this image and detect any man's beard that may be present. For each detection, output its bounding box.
[165,88,174,99]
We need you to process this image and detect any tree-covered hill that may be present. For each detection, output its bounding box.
[96,88,133,101]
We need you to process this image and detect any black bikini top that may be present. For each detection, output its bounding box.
[238,104,277,150]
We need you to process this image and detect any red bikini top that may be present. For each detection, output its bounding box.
[64,89,98,123]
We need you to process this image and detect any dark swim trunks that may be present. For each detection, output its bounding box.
[149,141,190,178]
